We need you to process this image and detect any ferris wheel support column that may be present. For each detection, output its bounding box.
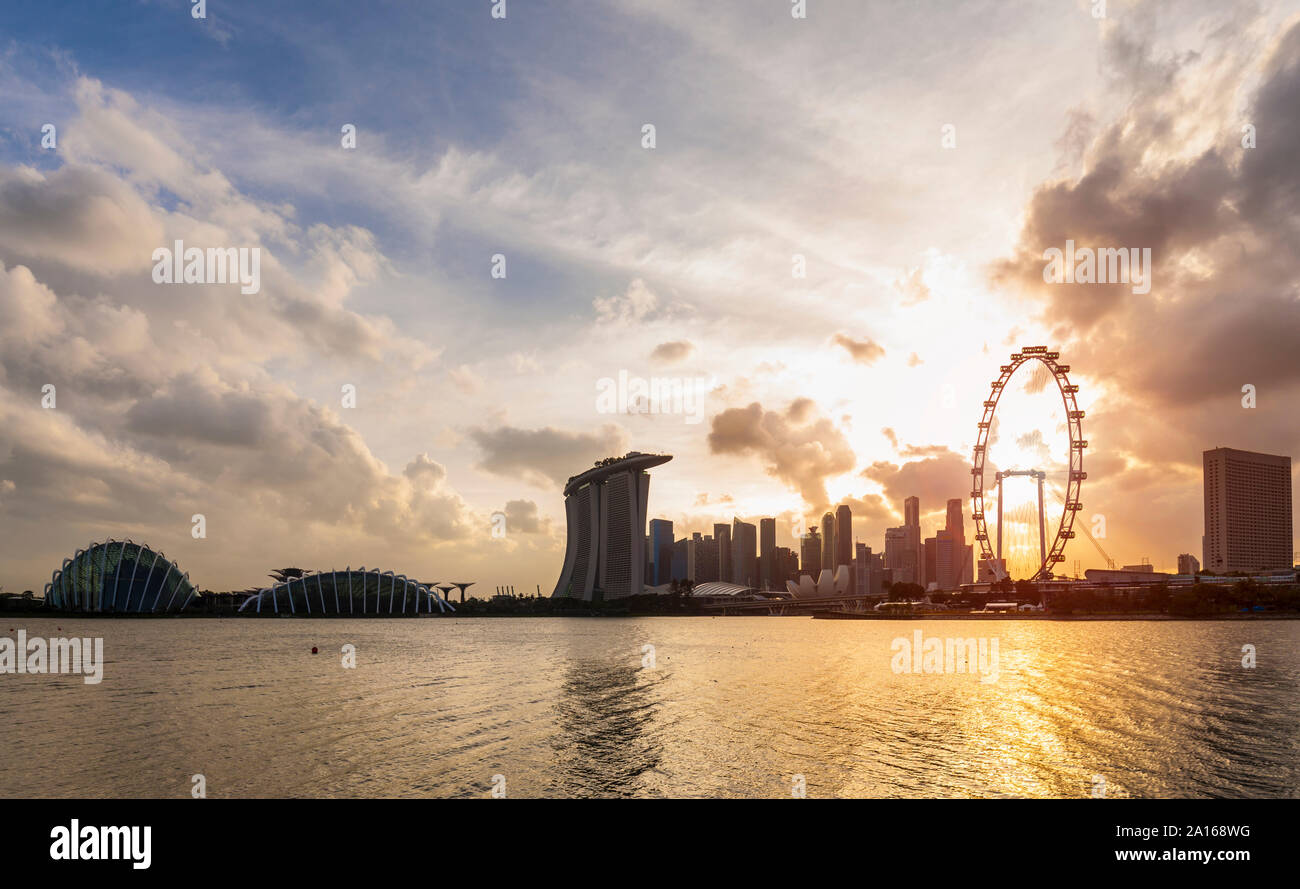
[1037,473,1046,570]
[996,473,1004,565]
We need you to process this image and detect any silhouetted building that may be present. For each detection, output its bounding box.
[835,503,853,591]
[1177,553,1200,575]
[800,528,822,579]
[649,518,674,586]
[552,452,672,600]
[714,522,732,583]
[732,519,757,587]
[820,512,835,572]
[904,496,921,584]
[760,517,777,590]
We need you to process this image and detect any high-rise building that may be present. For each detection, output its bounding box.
[732,518,757,587]
[1202,448,1292,572]
[1177,553,1200,575]
[696,534,719,583]
[760,517,777,590]
[855,542,869,595]
[714,522,732,583]
[884,526,911,586]
[946,499,964,546]
[552,452,672,600]
[835,504,853,591]
[670,536,695,582]
[649,518,674,585]
[776,547,798,588]
[903,496,921,585]
[945,497,973,586]
[800,528,822,578]
[820,512,835,571]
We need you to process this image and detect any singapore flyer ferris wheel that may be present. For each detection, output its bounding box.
[970,346,1086,582]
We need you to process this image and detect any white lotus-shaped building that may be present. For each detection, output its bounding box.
[786,566,851,599]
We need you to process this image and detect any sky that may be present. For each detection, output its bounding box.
[0,0,1298,593]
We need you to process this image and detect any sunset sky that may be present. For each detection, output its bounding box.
[1,0,1298,593]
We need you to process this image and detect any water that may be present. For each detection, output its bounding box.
[2,617,1297,798]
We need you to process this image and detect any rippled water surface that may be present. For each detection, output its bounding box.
[2,617,1297,798]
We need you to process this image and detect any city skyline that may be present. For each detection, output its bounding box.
[2,3,1300,594]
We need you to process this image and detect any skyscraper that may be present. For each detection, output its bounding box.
[945,498,964,545]
[696,534,719,583]
[552,452,672,600]
[714,522,732,583]
[1177,553,1200,575]
[732,518,757,587]
[945,497,973,586]
[903,496,921,585]
[800,528,822,578]
[649,518,674,585]
[835,504,853,568]
[759,517,777,590]
[1202,448,1293,572]
[884,526,910,585]
[821,511,835,571]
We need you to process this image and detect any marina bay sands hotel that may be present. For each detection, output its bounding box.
[552,452,672,601]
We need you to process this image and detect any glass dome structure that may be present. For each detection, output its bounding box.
[44,540,197,612]
[237,568,455,615]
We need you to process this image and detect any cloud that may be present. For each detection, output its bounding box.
[0,164,164,274]
[469,423,629,489]
[503,498,546,534]
[448,364,484,395]
[989,14,1300,485]
[708,400,855,509]
[650,340,694,364]
[830,332,885,365]
[862,447,979,514]
[593,278,658,324]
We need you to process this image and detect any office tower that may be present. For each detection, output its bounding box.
[835,503,853,592]
[903,496,921,585]
[855,542,868,595]
[800,528,822,578]
[671,536,694,582]
[552,452,672,600]
[649,518,674,585]
[775,546,797,588]
[760,517,777,590]
[821,512,835,570]
[732,518,757,587]
[945,499,964,544]
[865,548,885,596]
[1177,553,1200,575]
[1203,448,1292,572]
[714,522,732,583]
[945,497,973,586]
[692,533,716,583]
[884,526,910,585]
[923,537,937,589]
